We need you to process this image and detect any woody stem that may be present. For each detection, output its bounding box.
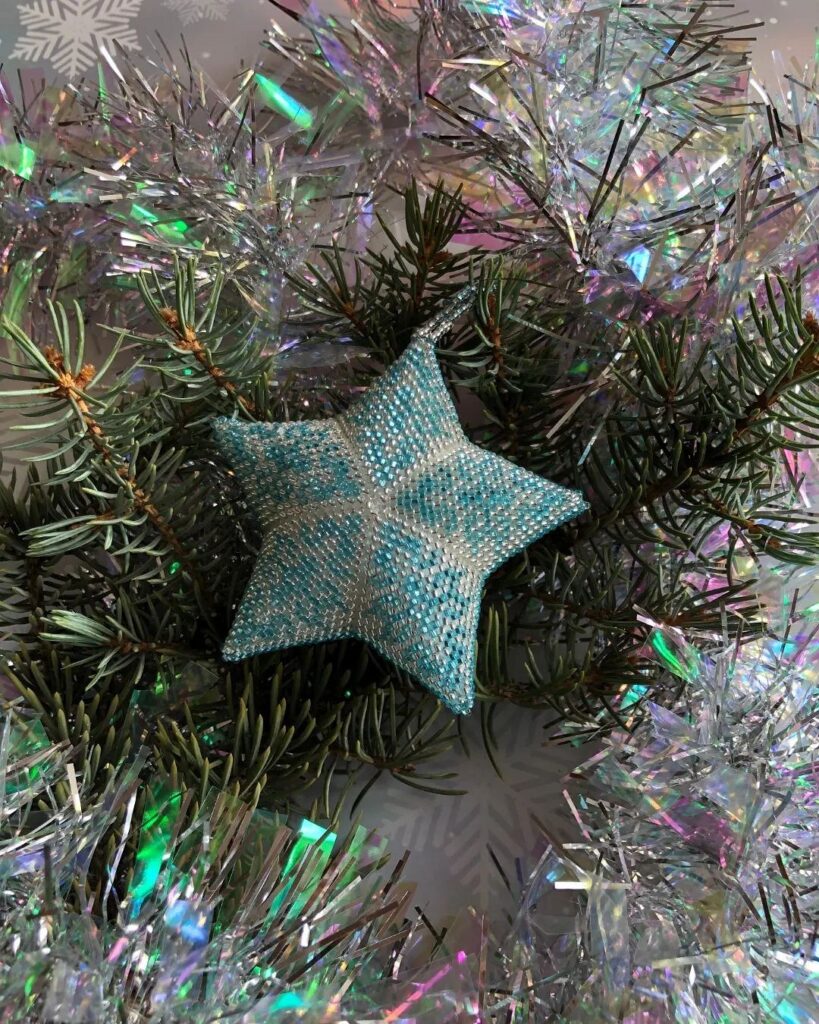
[45,351,205,590]
[159,309,257,416]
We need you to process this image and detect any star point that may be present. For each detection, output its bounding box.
[215,290,588,713]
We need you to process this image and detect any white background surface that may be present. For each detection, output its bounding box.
[0,1,814,920]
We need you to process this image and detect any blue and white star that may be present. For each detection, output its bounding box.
[213,290,587,713]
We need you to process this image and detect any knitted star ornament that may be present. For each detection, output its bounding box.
[213,289,588,713]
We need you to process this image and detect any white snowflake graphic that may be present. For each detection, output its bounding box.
[11,0,143,80]
[163,0,233,26]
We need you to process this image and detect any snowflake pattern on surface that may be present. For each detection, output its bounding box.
[162,0,231,25]
[348,707,584,912]
[11,0,142,78]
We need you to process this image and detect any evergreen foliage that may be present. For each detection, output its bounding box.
[2,181,819,820]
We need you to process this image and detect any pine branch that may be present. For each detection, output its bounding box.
[40,343,202,577]
[5,176,818,807]
[573,275,819,563]
[156,306,258,417]
[287,181,476,360]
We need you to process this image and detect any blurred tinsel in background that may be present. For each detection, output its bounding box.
[0,0,818,1019]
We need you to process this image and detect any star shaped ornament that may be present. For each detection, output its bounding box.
[214,290,588,713]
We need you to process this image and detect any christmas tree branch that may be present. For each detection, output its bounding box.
[38,344,200,576]
[156,306,258,418]
[573,276,819,563]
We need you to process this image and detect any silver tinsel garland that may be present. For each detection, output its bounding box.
[0,1,816,344]
[0,707,485,1021]
[1,614,817,1020]
[510,617,819,1022]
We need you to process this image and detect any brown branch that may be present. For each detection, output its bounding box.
[158,308,257,416]
[729,318,819,442]
[411,243,451,312]
[26,556,44,636]
[108,638,196,657]
[336,299,369,338]
[486,293,505,378]
[577,311,819,543]
[695,494,782,554]
[42,347,203,586]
